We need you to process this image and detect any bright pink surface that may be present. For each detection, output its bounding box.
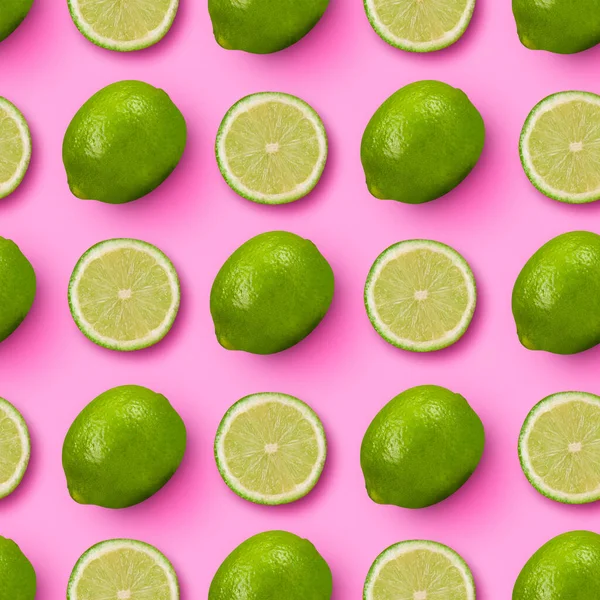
[2,0,600,597]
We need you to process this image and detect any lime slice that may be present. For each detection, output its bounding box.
[0,97,31,200]
[520,91,600,204]
[68,238,180,351]
[364,239,476,352]
[364,0,476,52]
[68,538,179,600]
[0,397,30,499]
[215,392,327,505]
[364,540,476,600]
[519,391,600,504]
[216,92,328,205]
[67,0,178,51]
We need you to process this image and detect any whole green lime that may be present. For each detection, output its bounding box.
[512,231,600,355]
[62,80,187,204]
[360,385,485,508]
[62,385,186,509]
[0,0,34,42]
[210,231,334,355]
[513,530,600,599]
[512,0,600,54]
[209,530,332,600]
[208,0,330,54]
[0,236,35,343]
[0,535,36,600]
[361,80,485,204]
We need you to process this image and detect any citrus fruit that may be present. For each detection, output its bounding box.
[364,540,475,600]
[0,0,34,42]
[208,0,330,54]
[0,535,36,600]
[512,231,600,355]
[210,231,334,355]
[361,80,485,204]
[512,0,600,54]
[0,97,31,200]
[215,392,327,505]
[0,397,30,499]
[0,236,36,343]
[513,530,600,599]
[216,92,328,205]
[519,391,600,504]
[360,385,484,508]
[62,384,186,509]
[364,239,476,352]
[68,238,180,351]
[209,530,332,600]
[520,91,600,204]
[68,538,179,600]
[62,80,187,204]
[364,0,476,52]
[68,0,178,51]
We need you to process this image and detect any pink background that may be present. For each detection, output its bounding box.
[2,0,600,597]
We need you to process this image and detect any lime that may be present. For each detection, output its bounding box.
[62,384,186,509]
[0,397,30,499]
[215,393,327,505]
[519,391,600,504]
[68,538,179,600]
[68,238,180,351]
[68,0,178,51]
[512,231,600,355]
[0,236,36,343]
[365,0,476,52]
[361,385,484,508]
[0,536,36,600]
[210,231,334,355]
[514,530,600,599]
[365,239,476,352]
[361,80,485,204]
[216,92,328,205]
[512,0,600,54]
[0,97,31,199]
[209,530,332,600]
[62,80,187,204]
[364,540,475,600]
[0,0,34,42]
[520,91,600,204]
[208,0,330,54]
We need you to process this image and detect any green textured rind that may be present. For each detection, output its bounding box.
[513,531,600,599]
[209,531,332,600]
[364,540,475,600]
[0,397,30,499]
[518,391,600,504]
[67,238,181,352]
[0,536,36,600]
[364,239,477,352]
[0,97,32,199]
[360,385,485,508]
[0,0,34,42]
[67,538,179,600]
[214,393,327,505]
[215,92,328,205]
[520,91,600,204]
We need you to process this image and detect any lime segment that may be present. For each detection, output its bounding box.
[0,398,30,499]
[0,97,31,200]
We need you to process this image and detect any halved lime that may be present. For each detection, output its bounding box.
[68,238,180,351]
[364,540,476,600]
[364,0,476,52]
[519,391,600,504]
[364,239,477,352]
[0,397,30,499]
[520,91,600,204]
[215,392,327,505]
[216,92,328,205]
[68,538,179,600]
[0,97,31,200]
[67,0,178,51]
